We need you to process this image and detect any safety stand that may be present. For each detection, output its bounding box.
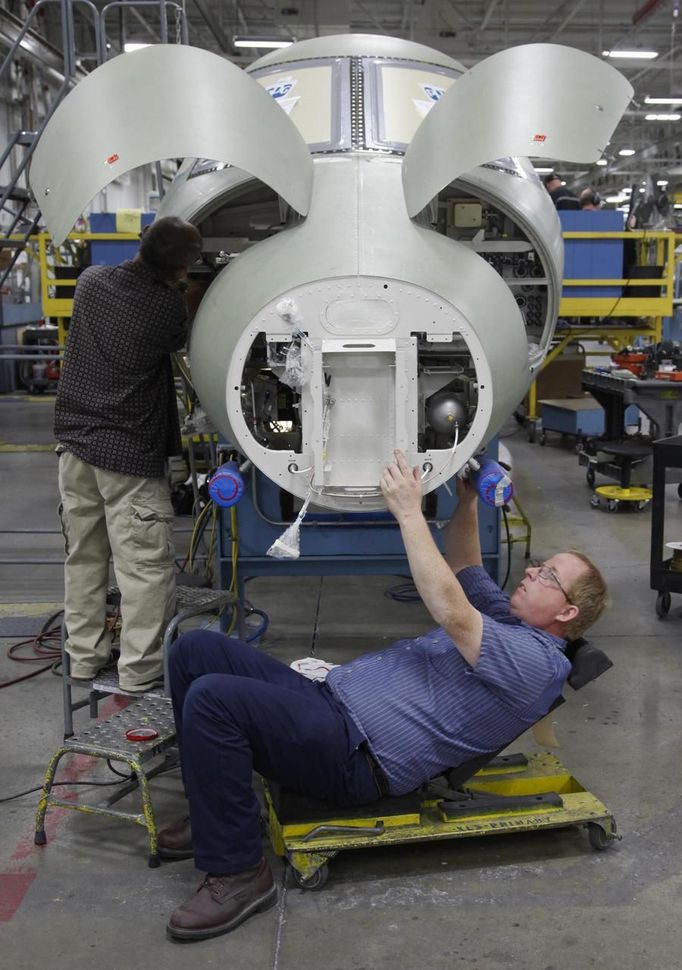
[36,585,235,865]
[34,696,177,867]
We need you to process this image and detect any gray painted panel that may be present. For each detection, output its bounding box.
[29,44,313,244]
[248,33,465,72]
[403,43,633,217]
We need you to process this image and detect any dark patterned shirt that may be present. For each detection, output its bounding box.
[54,260,187,478]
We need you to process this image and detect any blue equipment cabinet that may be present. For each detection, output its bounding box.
[89,212,155,264]
[559,210,624,299]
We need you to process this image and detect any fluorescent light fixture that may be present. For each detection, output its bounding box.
[124,42,151,52]
[657,179,669,186]
[645,96,682,104]
[602,50,658,59]
[596,159,608,166]
[618,148,636,156]
[233,35,294,49]
[533,167,555,174]
[645,113,681,121]
[605,195,625,203]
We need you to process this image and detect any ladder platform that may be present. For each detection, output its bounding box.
[64,696,176,762]
[90,666,166,698]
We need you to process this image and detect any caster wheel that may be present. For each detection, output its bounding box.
[590,494,601,509]
[586,468,596,488]
[539,432,547,446]
[291,863,329,891]
[587,821,616,851]
[636,500,649,511]
[656,591,671,618]
[606,499,618,512]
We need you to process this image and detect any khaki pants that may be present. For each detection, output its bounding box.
[58,451,176,690]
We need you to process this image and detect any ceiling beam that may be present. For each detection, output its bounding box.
[547,0,590,42]
[479,0,500,34]
[191,0,233,54]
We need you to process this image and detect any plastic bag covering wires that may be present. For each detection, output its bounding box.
[266,394,332,559]
[276,297,313,391]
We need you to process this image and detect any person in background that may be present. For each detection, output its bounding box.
[580,188,603,211]
[543,171,580,210]
[55,216,203,693]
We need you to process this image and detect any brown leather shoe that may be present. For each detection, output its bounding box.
[167,858,277,941]
[158,815,193,860]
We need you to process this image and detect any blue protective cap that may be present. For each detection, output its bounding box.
[208,461,245,508]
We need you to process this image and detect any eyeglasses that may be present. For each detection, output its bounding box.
[529,559,573,604]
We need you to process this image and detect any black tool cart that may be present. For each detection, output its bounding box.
[650,433,682,617]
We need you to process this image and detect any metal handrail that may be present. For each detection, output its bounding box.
[99,0,188,57]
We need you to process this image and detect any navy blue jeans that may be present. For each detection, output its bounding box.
[168,630,379,873]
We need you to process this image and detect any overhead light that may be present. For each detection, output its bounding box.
[618,148,636,156]
[124,42,151,52]
[533,167,555,174]
[605,195,625,203]
[657,179,669,186]
[675,204,682,210]
[596,159,608,166]
[645,96,682,104]
[602,50,658,59]
[645,113,681,121]
[233,35,294,49]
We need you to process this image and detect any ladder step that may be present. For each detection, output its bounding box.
[90,666,166,698]
[64,697,176,762]
[0,185,30,201]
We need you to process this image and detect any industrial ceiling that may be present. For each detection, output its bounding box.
[3,0,682,200]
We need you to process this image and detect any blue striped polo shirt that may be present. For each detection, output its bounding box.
[325,566,571,796]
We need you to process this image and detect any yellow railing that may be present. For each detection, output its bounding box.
[526,228,676,426]
[36,230,141,318]
[558,229,674,318]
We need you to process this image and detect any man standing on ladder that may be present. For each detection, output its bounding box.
[55,216,202,693]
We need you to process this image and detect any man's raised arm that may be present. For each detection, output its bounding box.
[380,451,483,666]
[444,476,483,575]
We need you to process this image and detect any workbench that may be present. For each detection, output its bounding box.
[581,369,682,440]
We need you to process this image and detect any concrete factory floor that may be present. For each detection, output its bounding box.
[1,393,681,970]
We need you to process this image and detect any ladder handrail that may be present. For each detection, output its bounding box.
[99,0,188,58]
[0,0,189,288]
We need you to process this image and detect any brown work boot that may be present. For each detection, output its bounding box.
[158,815,193,860]
[166,858,277,941]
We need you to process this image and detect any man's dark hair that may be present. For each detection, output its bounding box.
[139,217,202,281]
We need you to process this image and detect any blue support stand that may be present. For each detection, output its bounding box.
[219,468,501,610]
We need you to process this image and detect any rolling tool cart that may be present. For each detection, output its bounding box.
[264,639,617,889]
[650,433,682,618]
[537,395,605,449]
[579,371,654,511]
